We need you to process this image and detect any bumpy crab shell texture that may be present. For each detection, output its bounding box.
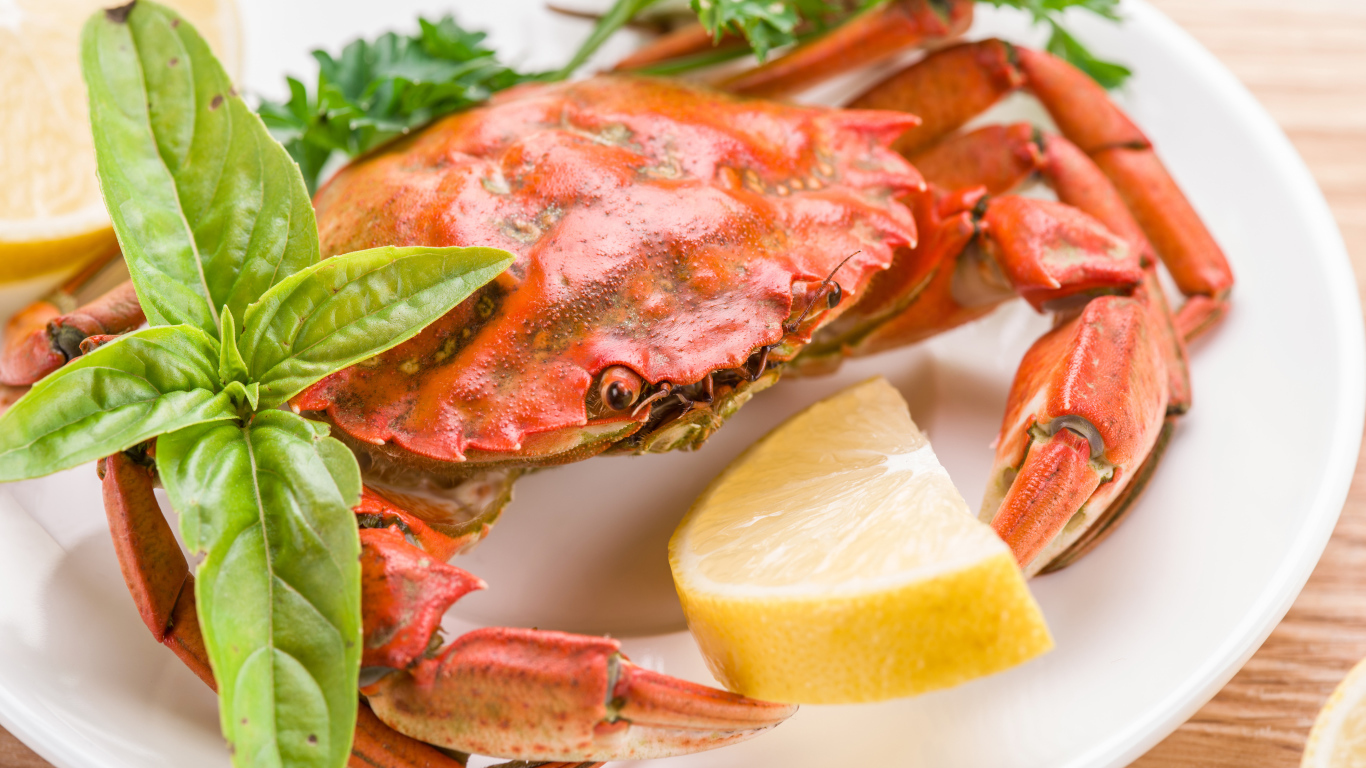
[295,75,922,467]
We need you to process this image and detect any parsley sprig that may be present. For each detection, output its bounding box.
[260,1,1132,195]
[692,0,852,61]
[257,17,538,193]
[682,0,1131,80]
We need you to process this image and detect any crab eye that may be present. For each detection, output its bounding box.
[599,365,644,412]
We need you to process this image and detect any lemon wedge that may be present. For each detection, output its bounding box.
[669,376,1052,704]
[0,0,241,285]
[1303,656,1366,767]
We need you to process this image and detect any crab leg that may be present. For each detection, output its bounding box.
[98,451,213,684]
[912,124,1188,569]
[911,122,1193,413]
[1014,47,1233,339]
[614,22,745,71]
[0,279,143,386]
[811,118,1187,571]
[1034,131,1193,414]
[847,38,1022,157]
[364,627,795,762]
[100,453,476,768]
[814,175,1144,360]
[355,488,486,564]
[351,700,477,768]
[718,0,973,99]
[851,40,1233,339]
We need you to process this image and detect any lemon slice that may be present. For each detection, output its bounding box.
[1304,656,1366,767]
[0,0,241,285]
[670,376,1053,704]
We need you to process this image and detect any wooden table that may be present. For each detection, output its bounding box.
[2,1,1363,766]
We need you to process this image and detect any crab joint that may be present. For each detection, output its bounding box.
[950,238,1014,308]
[603,652,626,723]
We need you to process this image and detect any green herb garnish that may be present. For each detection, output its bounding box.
[571,0,1131,82]
[689,0,848,62]
[0,3,514,768]
[261,1,1131,196]
[256,15,538,193]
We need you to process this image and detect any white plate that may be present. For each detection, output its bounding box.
[0,2,1361,767]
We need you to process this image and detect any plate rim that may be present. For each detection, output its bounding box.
[1068,3,1366,766]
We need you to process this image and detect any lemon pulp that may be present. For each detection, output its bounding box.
[670,376,1053,704]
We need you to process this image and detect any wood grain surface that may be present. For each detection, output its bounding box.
[1,1,1362,766]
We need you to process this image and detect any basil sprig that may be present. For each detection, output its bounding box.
[0,3,513,768]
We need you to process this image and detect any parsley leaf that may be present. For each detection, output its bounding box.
[691,0,848,61]
[265,0,1130,196]
[256,16,538,193]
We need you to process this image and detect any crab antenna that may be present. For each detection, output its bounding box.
[631,382,673,417]
[784,251,861,334]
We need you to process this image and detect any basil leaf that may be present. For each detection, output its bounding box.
[0,326,232,481]
[239,245,513,408]
[83,0,319,336]
[159,410,361,768]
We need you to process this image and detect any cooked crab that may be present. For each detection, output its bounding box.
[6,2,1231,764]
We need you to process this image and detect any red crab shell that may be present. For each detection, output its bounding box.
[294,75,922,465]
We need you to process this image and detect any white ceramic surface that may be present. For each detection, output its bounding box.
[0,2,1361,767]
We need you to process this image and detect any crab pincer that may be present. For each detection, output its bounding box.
[718,0,974,98]
[981,293,1170,574]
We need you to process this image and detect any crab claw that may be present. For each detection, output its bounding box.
[981,294,1169,574]
[364,627,795,762]
[978,196,1144,312]
[352,515,795,761]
